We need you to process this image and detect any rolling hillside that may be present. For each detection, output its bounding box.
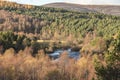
[0,1,119,80]
[0,1,120,40]
[43,3,120,16]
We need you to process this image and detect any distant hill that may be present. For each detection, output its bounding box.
[0,1,120,40]
[43,3,120,16]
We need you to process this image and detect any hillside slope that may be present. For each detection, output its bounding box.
[43,3,120,16]
[0,10,46,33]
[0,1,120,40]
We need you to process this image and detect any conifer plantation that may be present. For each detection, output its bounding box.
[0,1,120,80]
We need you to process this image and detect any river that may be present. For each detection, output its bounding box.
[48,48,80,60]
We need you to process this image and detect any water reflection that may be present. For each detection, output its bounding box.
[48,48,80,60]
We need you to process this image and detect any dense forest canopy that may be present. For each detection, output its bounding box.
[0,1,120,40]
[0,1,119,80]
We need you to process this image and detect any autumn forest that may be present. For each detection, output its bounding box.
[0,1,120,80]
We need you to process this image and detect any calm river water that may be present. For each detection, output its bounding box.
[48,48,80,60]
